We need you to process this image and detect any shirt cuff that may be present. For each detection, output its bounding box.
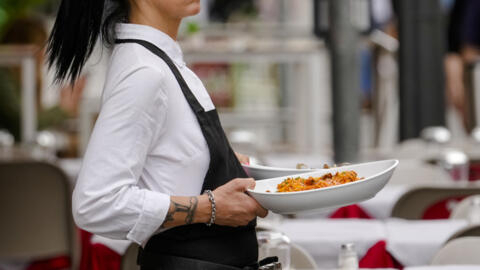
[126,190,170,246]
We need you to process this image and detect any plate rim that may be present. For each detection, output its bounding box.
[247,159,399,196]
[242,163,316,172]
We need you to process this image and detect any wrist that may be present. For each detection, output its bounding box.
[194,194,211,224]
[204,190,216,226]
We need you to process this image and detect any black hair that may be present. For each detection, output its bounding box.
[47,0,129,84]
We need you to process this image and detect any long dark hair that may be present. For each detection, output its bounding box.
[47,0,129,84]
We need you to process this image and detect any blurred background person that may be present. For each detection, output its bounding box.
[445,0,480,131]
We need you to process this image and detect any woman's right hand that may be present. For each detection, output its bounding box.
[212,178,268,227]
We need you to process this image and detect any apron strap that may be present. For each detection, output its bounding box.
[115,39,205,114]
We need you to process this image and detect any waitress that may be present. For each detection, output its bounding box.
[47,0,268,269]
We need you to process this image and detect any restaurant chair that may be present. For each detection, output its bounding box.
[121,243,140,270]
[290,243,317,270]
[391,186,480,219]
[0,161,79,268]
[431,236,480,265]
[388,159,450,185]
[446,225,480,242]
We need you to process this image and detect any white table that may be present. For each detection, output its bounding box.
[385,219,467,267]
[279,219,386,268]
[278,218,468,268]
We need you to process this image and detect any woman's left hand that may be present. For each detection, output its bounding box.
[235,152,250,165]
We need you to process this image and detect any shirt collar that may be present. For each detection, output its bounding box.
[115,23,186,67]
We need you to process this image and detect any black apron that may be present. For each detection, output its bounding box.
[115,39,258,270]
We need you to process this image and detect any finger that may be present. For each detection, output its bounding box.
[233,178,256,191]
[241,155,250,165]
[236,152,250,165]
[256,205,268,218]
[247,196,267,217]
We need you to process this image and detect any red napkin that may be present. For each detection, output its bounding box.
[422,196,466,219]
[79,230,93,270]
[359,240,403,269]
[329,204,373,219]
[89,244,122,270]
[79,230,122,270]
[26,256,70,270]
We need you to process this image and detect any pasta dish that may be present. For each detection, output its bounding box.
[276,171,362,193]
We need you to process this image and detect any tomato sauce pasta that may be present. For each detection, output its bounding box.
[276,171,362,192]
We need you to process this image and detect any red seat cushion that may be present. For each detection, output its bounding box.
[329,204,373,219]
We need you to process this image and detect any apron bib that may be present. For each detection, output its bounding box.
[115,39,258,269]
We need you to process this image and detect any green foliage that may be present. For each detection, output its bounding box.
[186,22,200,35]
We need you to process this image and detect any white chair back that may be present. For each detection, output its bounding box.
[0,161,78,266]
[388,159,450,185]
[391,186,480,219]
[431,237,480,265]
[290,243,317,270]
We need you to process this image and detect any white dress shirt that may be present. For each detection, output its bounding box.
[72,23,215,246]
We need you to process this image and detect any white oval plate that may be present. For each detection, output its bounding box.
[247,159,399,214]
[242,164,316,180]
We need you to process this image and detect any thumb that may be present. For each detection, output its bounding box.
[234,178,256,191]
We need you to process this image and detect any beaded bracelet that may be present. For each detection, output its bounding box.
[205,190,216,226]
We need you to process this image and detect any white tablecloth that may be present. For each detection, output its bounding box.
[279,219,386,268]
[278,218,468,268]
[385,219,468,267]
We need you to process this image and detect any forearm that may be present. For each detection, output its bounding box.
[160,194,211,228]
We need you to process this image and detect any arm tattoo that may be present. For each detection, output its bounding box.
[161,196,198,228]
[185,197,198,224]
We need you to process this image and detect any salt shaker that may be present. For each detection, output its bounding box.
[338,243,358,270]
[467,197,480,225]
